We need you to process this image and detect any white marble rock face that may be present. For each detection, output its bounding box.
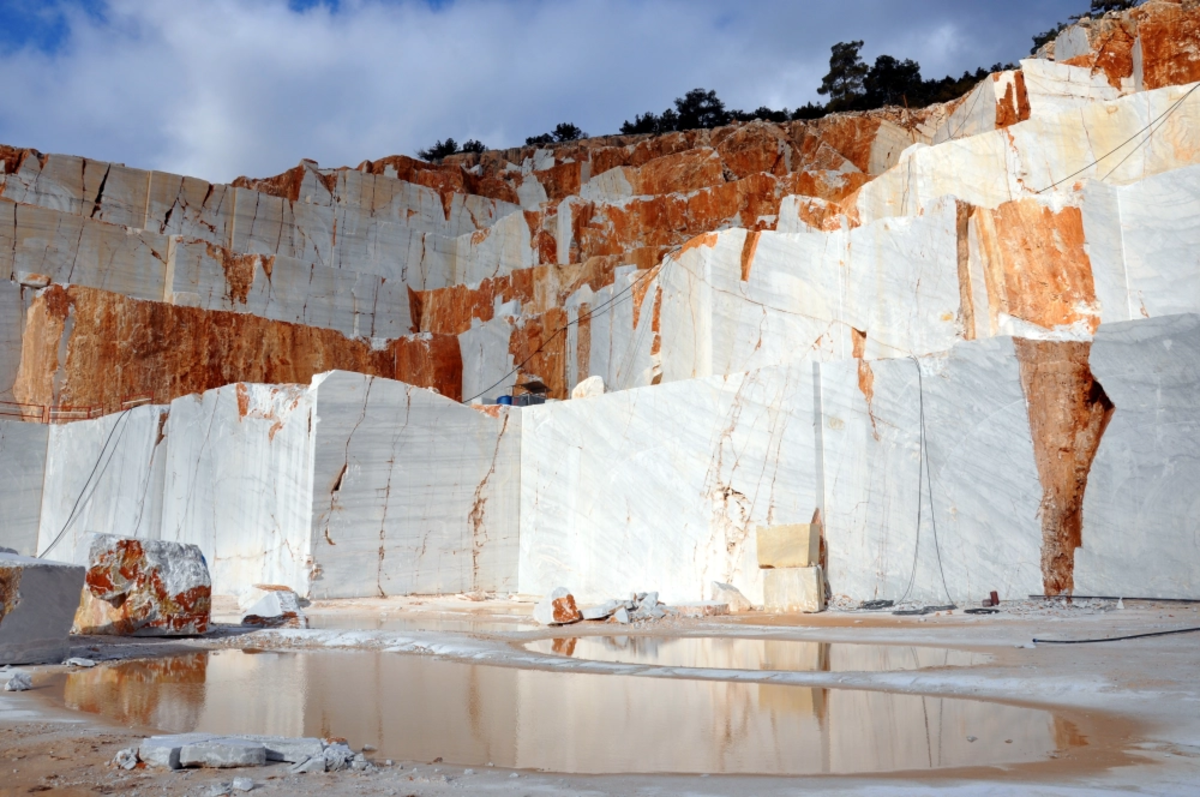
[518,360,820,605]
[1075,314,1200,598]
[820,337,1045,604]
[0,552,86,664]
[0,421,49,555]
[308,372,520,599]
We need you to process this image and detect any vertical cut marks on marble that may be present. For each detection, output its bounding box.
[1014,339,1114,595]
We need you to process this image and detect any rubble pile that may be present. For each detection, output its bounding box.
[238,584,308,628]
[534,588,685,625]
[129,732,372,774]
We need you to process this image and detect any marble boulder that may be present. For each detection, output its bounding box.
[73,534,211,636]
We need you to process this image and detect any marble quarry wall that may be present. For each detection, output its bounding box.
[3,1,1200,603]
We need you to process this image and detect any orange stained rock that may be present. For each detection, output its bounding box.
[1014,340,1114,596]
[994,72,1032,129]
[508,306,569,399]
[1134,0,1200,90]
[630,148,726,195]
[393,333,464,402]
[711,124,788,179]
[534,161,583,203]
[974,200,1098,334]
[11,285,461,413]
[76,538,212,635]
[1060,19,1137,89]
[807,115,884,174]
[739,230,762,282]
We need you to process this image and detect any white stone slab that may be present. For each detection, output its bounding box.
[0,421,48,555]
[821,337,1045,603]
[0,552,85,664]
[1076,314,1200,598]
[308,371,520,598]
[518,360,819,604]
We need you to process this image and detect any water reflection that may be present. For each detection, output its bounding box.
[526,636,987,672]
[305,612,537,633]
[51,650,1074,775]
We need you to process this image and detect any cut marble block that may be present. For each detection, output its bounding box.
[0,552,85,664]
[763,567,826,613]
[73,534,211,636]
[821,337,1045,604]
[756,524,820,569]
[518,360,819,605]
[0,421,49,555]
[1076,314,1200,598]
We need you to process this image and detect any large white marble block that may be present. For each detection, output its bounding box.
[1075,314,1200,598]
[0,552,85,664]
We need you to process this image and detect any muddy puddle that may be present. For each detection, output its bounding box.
[526,636,989,671]
[44,650,1081,775]
[304,612,537,633]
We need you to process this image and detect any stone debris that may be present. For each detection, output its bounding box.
[533,587,583,625]
[669,601,730,617]
[2,669,32,691]
[611,606,630,624]
[63,656,96,667]
[631,591,667,621]
[323,741,356,772]
[179,737,269,768]
[231,777,255,792]
[238,584,308,628]
[135,733,371,775]
[73,535,211,636]
[571,375,606,400]
[112,748,138,770]
[709,582,754,613]
[0,553,86,665]
[580,599,623,621]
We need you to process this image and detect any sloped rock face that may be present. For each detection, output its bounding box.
[73,535,212,635]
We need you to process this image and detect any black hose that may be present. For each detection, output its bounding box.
[1033,626,1200,645]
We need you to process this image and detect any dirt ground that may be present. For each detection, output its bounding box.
[2,596,1200,796]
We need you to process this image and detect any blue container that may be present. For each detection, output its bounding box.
[496,395,513,406]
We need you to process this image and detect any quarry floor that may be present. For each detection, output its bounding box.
[3,597,1200,796]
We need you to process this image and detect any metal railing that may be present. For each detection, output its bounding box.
[0,396,156,424]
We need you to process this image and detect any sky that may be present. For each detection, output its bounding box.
[0,0,1086,183]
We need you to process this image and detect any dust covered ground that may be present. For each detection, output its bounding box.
[2,596,1200,796]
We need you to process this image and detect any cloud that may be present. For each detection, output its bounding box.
[0,0,1082,183]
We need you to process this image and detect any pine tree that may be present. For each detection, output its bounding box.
[818,41,869,108]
